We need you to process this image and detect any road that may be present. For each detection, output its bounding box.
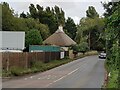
[2,55,105,88]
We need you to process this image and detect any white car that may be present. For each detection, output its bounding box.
[99,52,106,59]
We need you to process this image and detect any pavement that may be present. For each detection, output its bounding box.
[2,55,105,88]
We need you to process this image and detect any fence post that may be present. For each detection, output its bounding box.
[6,53,9,71]
[25,52,28,68]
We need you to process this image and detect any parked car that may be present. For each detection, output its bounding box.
[99,51,106,59]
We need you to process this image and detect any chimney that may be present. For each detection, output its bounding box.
[56,25,64,33]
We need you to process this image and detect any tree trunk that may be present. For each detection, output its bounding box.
[88,32,91,50]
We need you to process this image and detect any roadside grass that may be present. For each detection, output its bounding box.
[2,59,72,77]
[106,70,119,88]
[103,60,119,89]
[2,50,98,77]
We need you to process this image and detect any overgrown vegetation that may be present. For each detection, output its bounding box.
[102,1,120,89]
[2,59,72,77]
[106,70,119,88]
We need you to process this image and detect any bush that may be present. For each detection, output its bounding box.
[71,42,89,54]
[10,67,24,76]
[2,70,12,77]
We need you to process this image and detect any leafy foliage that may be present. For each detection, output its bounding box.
[76,6,105,51]
[78,42,89,54]
[29,4,65,34]
[25,29,43,47]
[86,6,99,18]
[103,1,120,89]
[71,42,89,54]
[64,17,77,40]
[76,16,105,50]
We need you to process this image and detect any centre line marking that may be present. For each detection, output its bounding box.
[46,58,89,87]
[46,67,80,87]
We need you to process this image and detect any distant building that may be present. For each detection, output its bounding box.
[43,25,76,59]
[43,25,76,46]
[0,31,25,52]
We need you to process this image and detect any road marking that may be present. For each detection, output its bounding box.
[30,76,35,78]
[38,78,41,80]
[45,60,90,88]
[67,68,79,75]
[47,78,50,79]
[24,78,27,80]
[53,75,66,83]
[46,67,80,87]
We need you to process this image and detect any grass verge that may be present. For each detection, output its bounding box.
[106,70,119,88]
[103,61,119,89]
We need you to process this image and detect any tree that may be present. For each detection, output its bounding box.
[0,3,2,30]
[105,2,120,69]
[54,5,65,26]
[25,29,43,47]
[71,42,89,55]
[20,12,27,18]
[86,6,99,18]
[102,1,120,17]
[29,4,38,19]
[28,4,65,34]
[64,17,77,40]
[2,2,14,31]
[103,1,120,88]
[76,16,105,50]
[78,42,89,54]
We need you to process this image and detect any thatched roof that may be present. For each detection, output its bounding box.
[43,26,76,46]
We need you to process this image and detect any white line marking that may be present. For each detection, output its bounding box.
[53,75,66,83]
[30,76,33,78]
[24,78,27,80]
[38,78,41,79]
[46,57,90,87]
[46,82,53,87]
[46,67,80,87]
[67,68,79,75]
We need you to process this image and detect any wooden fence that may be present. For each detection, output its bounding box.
[1,52,67,71]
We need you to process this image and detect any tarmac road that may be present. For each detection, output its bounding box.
[2,55,105,88]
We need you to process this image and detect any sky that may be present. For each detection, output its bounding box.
[0,0,111,24]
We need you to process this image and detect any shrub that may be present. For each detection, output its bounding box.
[10,67,24,76]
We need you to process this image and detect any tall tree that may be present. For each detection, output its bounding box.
[84,6,105,50]
[28,4,65,34]
[20,12,27,18]
[54,6,65,26]
[2,2,14,31]
[29,4,37,19]
[86,6,99,18]
[102,1,120,17]
[64,17,77,40]
[0,3,2,30]
[76,16,105,50]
